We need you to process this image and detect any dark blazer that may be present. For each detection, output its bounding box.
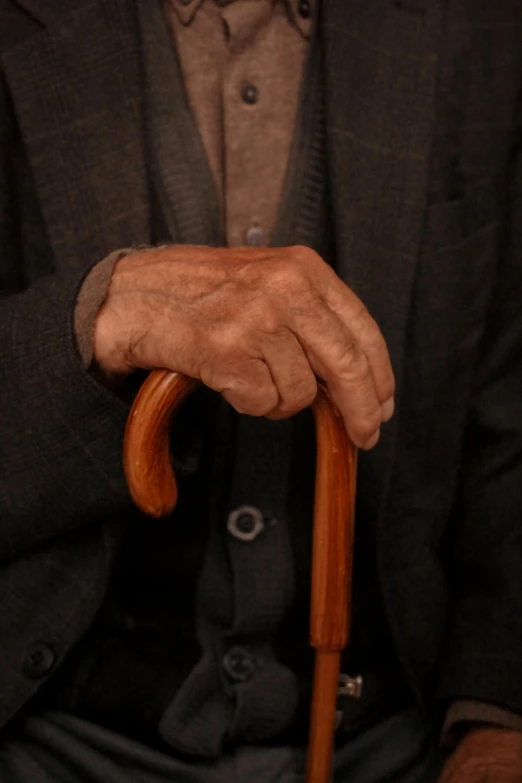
[0,0,521,730]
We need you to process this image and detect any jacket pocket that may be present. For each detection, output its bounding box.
[423,177,502,254]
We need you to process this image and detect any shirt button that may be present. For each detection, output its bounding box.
[22,642,56,680]
[241,83,259,105]
[245,225,265,247]
[298,0,312,18]
[222,646,257,683]
[227,505,265,542]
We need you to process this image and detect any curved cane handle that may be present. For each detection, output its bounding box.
[123,371,199,518]
[123,369,356,783]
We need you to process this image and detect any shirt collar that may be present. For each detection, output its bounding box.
[165,0,315,37]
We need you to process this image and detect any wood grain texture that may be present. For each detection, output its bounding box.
[123,370,200,517]
[306,650,341,783]
[310,383,357,651]
[123,370,357,783]
[307,383,357,783]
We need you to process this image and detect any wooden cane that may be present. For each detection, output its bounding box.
[123,370,357,783]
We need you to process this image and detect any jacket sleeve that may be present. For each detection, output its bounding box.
[0,272,137,563]
[436,111,522,714]
[0,77,133,564]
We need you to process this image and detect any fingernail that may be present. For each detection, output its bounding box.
[362,429,380,450]
[381,397,395,423]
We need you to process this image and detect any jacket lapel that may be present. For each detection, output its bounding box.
[1,0,150,276]
[321,0,444,525]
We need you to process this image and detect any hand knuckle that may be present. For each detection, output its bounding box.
[338,343,368,378]
[222,363,278,417]
[252,303,280,334]
[297,377,318,409]
[242,392,278,417]
[288,245,321,268]
[270,260,307,293]
[353,301,373,327]
[276,376,317,417]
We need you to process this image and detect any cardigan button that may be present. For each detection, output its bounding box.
[298,0,311,19]
[241,83,259,105]
[22,642,56,679]
[222,646,257,683]
[227,505,265,542]
[245,225,265,247]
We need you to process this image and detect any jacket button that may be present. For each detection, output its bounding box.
[222,646,256,683]
[227,505,265,542]
[22,642,56,680]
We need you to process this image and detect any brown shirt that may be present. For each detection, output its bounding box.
[163,0,312,248]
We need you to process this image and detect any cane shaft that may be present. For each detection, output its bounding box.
[306,651,340,783]
[124,371,356,783]
[311,386,356,650]
[307,387,356,783]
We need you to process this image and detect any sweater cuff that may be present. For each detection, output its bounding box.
[441,700,522,748]
[73,248,136,367]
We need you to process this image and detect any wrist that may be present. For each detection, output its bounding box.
[92,299,134,378]
[441,727,522,782]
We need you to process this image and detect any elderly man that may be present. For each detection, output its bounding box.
[0,0,521,781]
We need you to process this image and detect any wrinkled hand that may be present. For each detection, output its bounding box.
[94,245,395,448]
[439,728,522,783]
